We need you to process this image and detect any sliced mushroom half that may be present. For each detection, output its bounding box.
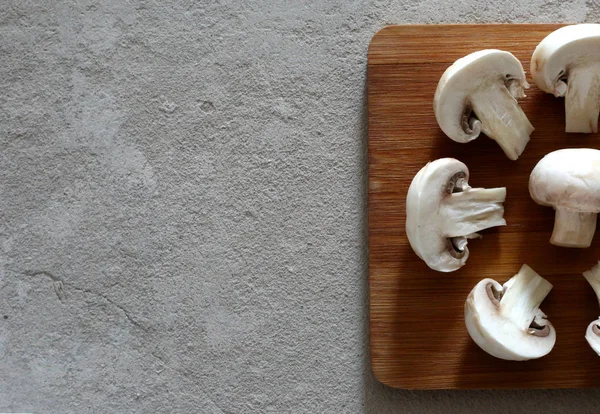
[531,24,600,133]
[583,262,600,355]
[465,264,555,361]
[406,158,506,272]
[434,49,534,160]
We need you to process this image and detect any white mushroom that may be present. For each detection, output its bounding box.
[406,158,506,272]
[434,50,534,160]
[465,264,555,361]
[529,148,600,248]
[531,24,600,133]
[583,262,600,355]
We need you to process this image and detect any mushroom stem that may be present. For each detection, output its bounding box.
[470,86,534,160]
[551,207,597,248]
[500,264,553,332]
[583,262,600,304]
[442,187,507,237]
[586,321,600,355]
[564,65,600,133]
[583,263,600,355]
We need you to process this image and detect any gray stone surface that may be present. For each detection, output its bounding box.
[1,1,600,412]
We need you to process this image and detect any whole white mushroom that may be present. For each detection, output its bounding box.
[529,148,600,248]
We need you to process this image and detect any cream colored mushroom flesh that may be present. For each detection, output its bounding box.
[435,49,534,160]
[406,158,506,272]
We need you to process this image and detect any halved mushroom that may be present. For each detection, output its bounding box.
[434,49,534,160]
[531,24,600,133]
[406,158,506,272]
[583,262,600,355]
[529,148,600,248]
[465,264,555,361]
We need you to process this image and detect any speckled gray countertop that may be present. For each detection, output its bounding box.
[1,1,599,412]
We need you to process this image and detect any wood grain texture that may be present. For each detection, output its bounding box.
[367,24,600,389]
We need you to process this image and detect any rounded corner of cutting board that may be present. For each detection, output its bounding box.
[368,26,396,57]
[370,361,405,390]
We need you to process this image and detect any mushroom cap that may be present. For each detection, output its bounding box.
[406,158,469,272]
[531,24,600,94]
[586,320,600,356]
[465,277,556,361]
[434,49,528,143]
[529,148,600,211]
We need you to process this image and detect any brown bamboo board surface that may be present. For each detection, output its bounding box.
[367,24,600,389]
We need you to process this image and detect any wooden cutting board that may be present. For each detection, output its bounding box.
[368,24,600,389]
